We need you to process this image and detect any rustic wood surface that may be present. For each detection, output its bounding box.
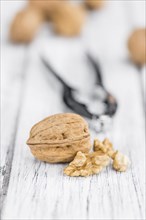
[1,1,145,219]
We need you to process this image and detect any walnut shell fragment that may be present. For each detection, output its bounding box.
[27,113,91,163]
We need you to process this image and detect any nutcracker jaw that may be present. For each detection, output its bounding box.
[88,115,113,133]
[41,54,117,132]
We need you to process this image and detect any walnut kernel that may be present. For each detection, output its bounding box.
[64,151,110,177]
[94,138,130,172]
[113,151,130,172]
[94,138,115,158]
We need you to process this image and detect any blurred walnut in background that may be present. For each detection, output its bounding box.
[29,0,51,12]
[51,3,86,36]
[128,28,146,66]
[10,8,44,43]
[29,0,64,19]
[85,0,105,9]
[9,0,105,43]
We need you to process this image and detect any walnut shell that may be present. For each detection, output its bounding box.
[28,0,63,19]
[29,0,52,12]
[10,8,44,43]
[27,113,91,163]
[51,3,86,36]
[85,0,105,9]
[128,28,146,66]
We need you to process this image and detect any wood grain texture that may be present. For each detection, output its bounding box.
[1,0,145,219]
[140,66,146,110]
[0,0,27,212]
[0,44,27,212]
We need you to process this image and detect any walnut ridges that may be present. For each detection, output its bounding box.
[27,113,91,163]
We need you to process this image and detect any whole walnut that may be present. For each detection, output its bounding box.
[128,28,146,66]
[51,3,86,36]
[10,8,44,43]
[27,113,91,163]
[85,0,104,9]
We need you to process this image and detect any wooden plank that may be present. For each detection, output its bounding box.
[122,0,146,111]
[0,44,27,211]
[140,66,146,110]
[97,61,145,219]
[1,0,27,186]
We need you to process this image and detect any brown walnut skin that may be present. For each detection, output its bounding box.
[50,3,86,36]
[128,28,146,66]
[85,0,105,10]
[27,113,91,163]
[10,8,44,43]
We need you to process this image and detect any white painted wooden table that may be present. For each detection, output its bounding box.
[1,1,145,219]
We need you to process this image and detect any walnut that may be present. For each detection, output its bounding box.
[85,0,105,10]
[27,113,91,163]
[29,0,63,19]
[113,151,130,172]
[50,3,86,36]
[94,138,130,172]
[29,0,52,12]
[10,8,44,43]
[64,151,110,177]
[128,28,146,66]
